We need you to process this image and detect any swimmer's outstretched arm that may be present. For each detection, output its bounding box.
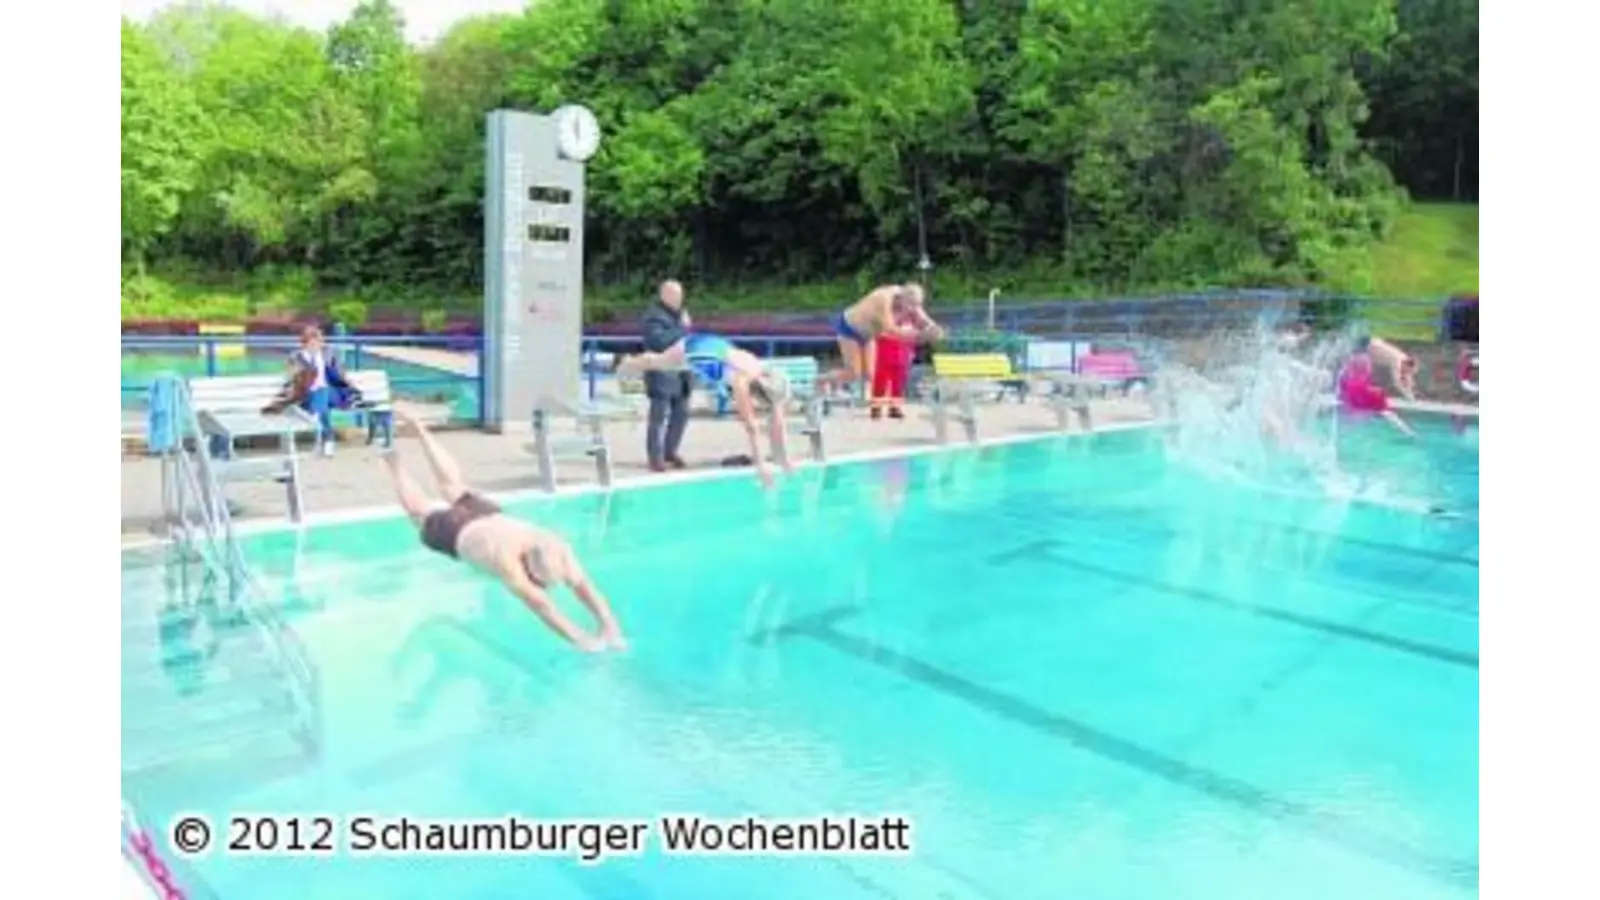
[731,376,774,488]
[563,553,626,650]
[499,553,607,652]
[765,398,794,474]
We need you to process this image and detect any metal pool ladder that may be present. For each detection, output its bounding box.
[143,377,322,766]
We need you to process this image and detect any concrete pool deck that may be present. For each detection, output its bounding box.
[119,393,1479,543]
[120,395,1163,541]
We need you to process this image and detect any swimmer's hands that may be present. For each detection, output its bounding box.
[598,623,629,651]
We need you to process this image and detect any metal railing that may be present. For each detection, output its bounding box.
[158,378,322,760]
[121,292,1464,420]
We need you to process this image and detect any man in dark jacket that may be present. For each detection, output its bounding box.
[641,279,693,471]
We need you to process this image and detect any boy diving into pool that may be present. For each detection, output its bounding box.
[616,333,796,488]
[378,407,626,653]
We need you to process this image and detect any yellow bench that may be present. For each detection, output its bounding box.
[930,353,1030,401]
[198,323,247,359]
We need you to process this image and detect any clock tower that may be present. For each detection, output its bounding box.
[481,106,603,433]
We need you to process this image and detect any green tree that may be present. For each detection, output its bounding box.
[118,0,1476,314]
[121,19,204,270]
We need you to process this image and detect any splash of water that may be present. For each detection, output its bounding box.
[1152,319,1449,516]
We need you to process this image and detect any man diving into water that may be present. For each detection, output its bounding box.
[827,284,946,397]
[379,407,626,653]
[617,333,797,488]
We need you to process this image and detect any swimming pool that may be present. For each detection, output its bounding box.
[120,417,1478,899]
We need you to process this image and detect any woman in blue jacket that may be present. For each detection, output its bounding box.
[287,325,362,457]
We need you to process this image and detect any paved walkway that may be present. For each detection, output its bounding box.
[360,344,477,376]
[121,396,1160,540]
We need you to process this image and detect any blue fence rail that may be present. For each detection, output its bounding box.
[121,293,1466,429]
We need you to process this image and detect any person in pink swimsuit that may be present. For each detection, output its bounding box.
[1338,343,1416,437]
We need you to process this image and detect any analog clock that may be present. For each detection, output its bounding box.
[551,104,601,163]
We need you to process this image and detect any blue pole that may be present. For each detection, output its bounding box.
[478,337,487,426]
[586,339,597,401]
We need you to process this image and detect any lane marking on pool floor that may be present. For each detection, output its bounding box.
[976,505,1479,620]
[344,616,1000,900]
[983,539,1476,669]
[754,606,1478,892]
[121,421,1160,553]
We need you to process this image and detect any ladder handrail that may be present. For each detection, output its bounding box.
[158,377,320,755]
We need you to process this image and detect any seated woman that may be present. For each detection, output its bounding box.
[1337,342,1416,438]
[617,334,796,488]
[284,326,365,457]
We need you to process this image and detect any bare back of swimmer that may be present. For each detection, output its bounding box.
[379,407,626,653]
[617,334,796,488]
[826,284,945,392]
[1367,335,1419,401]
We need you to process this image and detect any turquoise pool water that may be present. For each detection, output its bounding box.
[120,418,1478,899]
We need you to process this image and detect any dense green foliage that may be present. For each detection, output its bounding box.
[120,0,1478,320]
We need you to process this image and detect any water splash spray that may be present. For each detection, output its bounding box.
[1150,314,1451,515]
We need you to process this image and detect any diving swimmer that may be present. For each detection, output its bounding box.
[827,284,945,397]
[617,333,797,488]
[1338,343,1417,437]
[379,407,626,653]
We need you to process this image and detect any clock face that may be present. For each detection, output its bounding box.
[553,105,601,163]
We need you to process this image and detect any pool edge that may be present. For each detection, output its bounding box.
[121,419,1162,552]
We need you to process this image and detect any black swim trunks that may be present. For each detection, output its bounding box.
[420,492,502,557]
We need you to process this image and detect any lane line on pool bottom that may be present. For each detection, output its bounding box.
[1033,502,1480,570]
[988,540,1477,670]
[768,611,1478,893]
[350,617,998,900]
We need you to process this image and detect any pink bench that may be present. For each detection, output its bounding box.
[1076,351,1148,391]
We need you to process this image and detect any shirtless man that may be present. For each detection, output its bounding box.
[1366,334,1418,401]
[379,407,625,653]
[617,333,796,488]
[827,284,945,397]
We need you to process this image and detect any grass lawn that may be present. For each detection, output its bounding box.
[125,203,1479,337]
[1369,202,1479,298]
[1357,202,1478,339]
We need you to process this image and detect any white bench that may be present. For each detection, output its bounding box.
[342,369,396,446]
[187,375,315,522]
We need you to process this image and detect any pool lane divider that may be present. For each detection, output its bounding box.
[752,606,1478,892]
